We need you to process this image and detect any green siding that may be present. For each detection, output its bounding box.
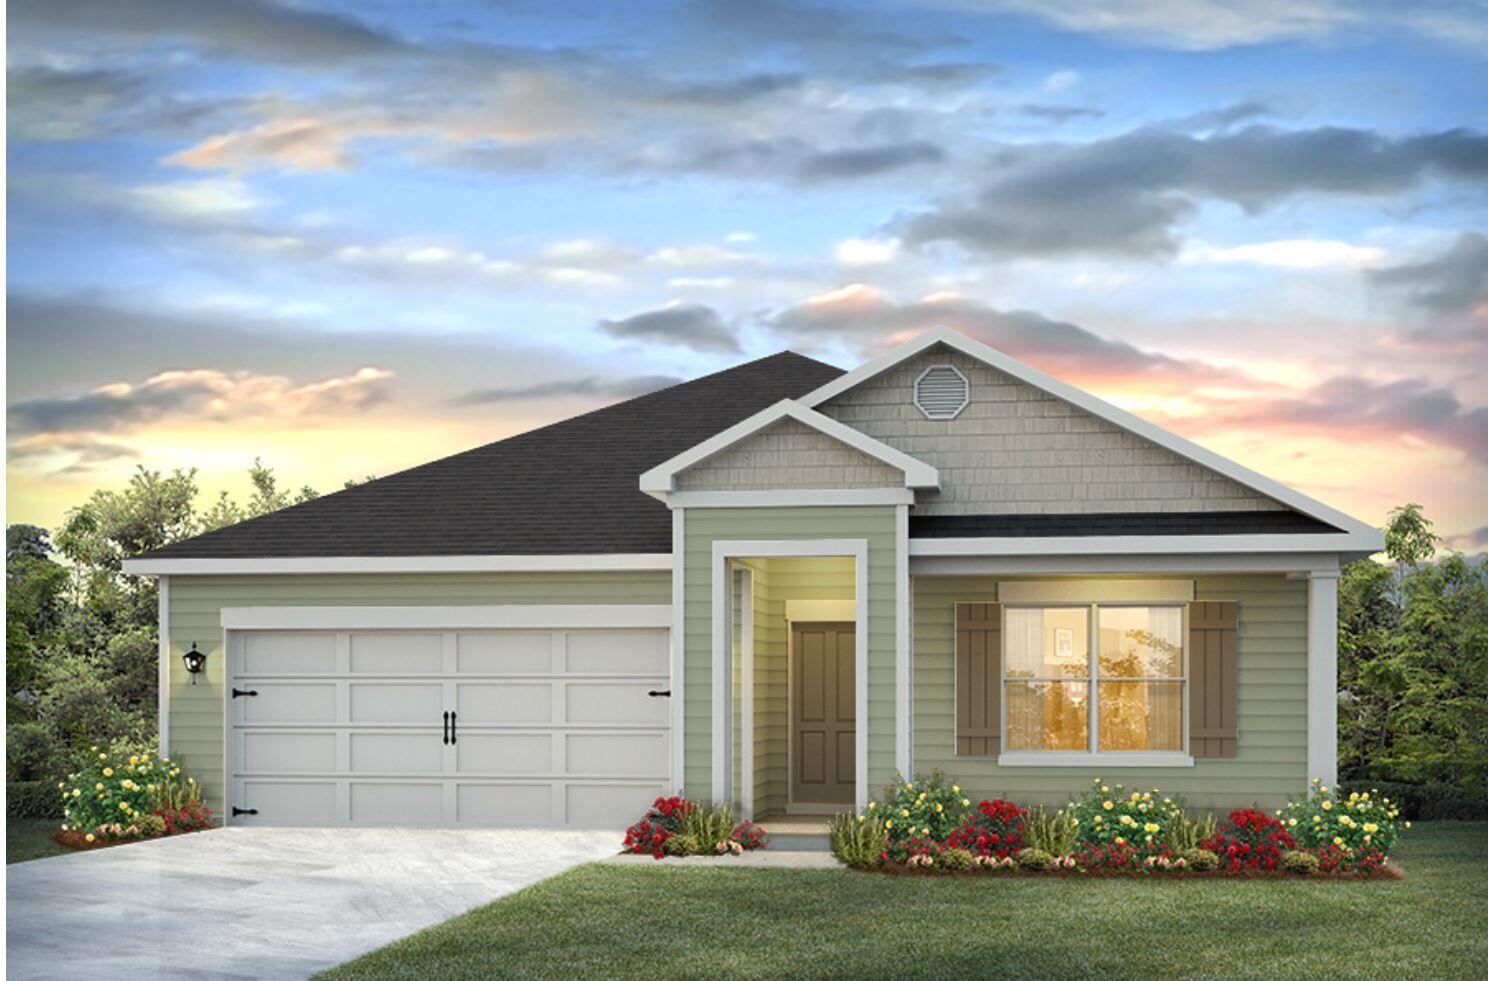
[682,507,898,802]
[166,571,670,814]
[911,574,1308,811]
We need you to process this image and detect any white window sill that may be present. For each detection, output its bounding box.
[997,752,1195,768]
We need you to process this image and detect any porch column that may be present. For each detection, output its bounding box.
[1306,570,1339,788]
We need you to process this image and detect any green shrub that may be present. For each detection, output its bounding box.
[873,769,970,861]
[938,847,975,871]
[1339,779,1488,821]
[60,744,203,834]
[663,834,699,857]
[829,812,886,868]
[135,813,166,837]
[1179,848,1220,871]
[6,779,62,819]
[1167,810,1217,852]
[1015,847,1055,871]
[1024,805,1077,855]
[1067,779,1184,851]
[1281,850,1320,875]
[1281,780,1406,868]
[681,801,736,853]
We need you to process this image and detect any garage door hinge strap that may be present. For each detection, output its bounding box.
[648,689,671,697]
[232,687,258,698]
[232,807,258,817]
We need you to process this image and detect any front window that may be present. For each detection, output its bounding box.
[1004,605,1184,754]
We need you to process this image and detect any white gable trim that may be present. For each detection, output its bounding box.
[123,553,673,575]
[800,326,1383,543]
[638,399,940,498]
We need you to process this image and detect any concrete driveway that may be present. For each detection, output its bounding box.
[6,826,618,980]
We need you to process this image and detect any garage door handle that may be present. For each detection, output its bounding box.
[648,689,671,698]
[442,711,450,745]
[450,711,457,745]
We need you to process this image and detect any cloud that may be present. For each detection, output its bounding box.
[900,125,1488,258]
[9,0,405,65]
[1020,104,1105,124]
[795,141,946,181]
[5,434,141,475]
[766,284,1246,392]
[6,66,147,140]
[962,0,1357,50]
[8,366,395,440]
[598,302,742,354]
[836,237,904,266]
[1370,232,1488,313]
[1182,239,1388,269]
[450,374,681,407]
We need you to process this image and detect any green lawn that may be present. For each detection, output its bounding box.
[6,818,69,864]
[321,822,1488,979]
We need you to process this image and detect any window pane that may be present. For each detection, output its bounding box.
[1098,607,1183,678]
[1006,681,1089,750]
[1098,681,1183,751]
[1004,607,1088,678]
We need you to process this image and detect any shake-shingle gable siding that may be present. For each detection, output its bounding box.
[675,418,905,491]
[818,346,1288,516]
[139,353,845,559]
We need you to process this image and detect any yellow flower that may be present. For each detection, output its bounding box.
[868,802,876,809]
[935,803,943,813]
[858,815,865,823]
[1312,815,1320,823]
[1406,821,1412,828]
[952,785,960,794]
[58,782,65,789]
[103,768,113,777]
[1363,835,1372,844]
[1093,815,1102,823]
[1288,818,1297,827]
[1103,800,1113,810]
[72,789,81,797]
[85,834,96,842]
[1349,792,1359,802]
[1319,786,1329,794]
[119,802,129,810]
[885,820,893,828]
[962,798,970,807]
[901,809,910,817]
[1115,837,1126,845]
[99,753,107,760]
[95,783,104,791]
[1321,801,1332,811]
[905,783,914,790]
[1144,823,1160,834]
[1100,785,1109,793]
[1333,836,1344,846]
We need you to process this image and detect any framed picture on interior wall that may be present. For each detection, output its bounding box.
[1054,627,1074,660]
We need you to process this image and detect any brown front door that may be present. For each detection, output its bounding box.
[791,622,855,805]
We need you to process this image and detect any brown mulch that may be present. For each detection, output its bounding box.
[51,827,212,852]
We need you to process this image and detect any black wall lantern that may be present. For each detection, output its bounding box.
[182,642,207,684]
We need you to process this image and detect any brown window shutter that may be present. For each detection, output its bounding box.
[956,602,1002,756]
[1188,600,1238,758]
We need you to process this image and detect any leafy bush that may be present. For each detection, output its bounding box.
[61,745,203,836]
[663,834,699,856]
[1024,805,1078,855]
[1067,779,1184,852]
[730,819,767,851]
[1167,811,1217,852]
[947,798,1027,858]
[6,779,61,819]
[1338,779,1487,821]
[829,812,886,868]
[622,795,691,858]
[1281,781,1405,872]
[1201,808,1296,872]
[1281,850,1320,875]
[682,801,738,853]
[1075,840,1144,871]
[938,847,975,871]
[1179,848,1220,871]
[873,770,971,856]
[1015,847,1055,871]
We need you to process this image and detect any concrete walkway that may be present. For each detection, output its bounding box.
[6,826,617,980]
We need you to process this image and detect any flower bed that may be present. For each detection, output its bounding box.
[621,796,768,859]
[830,774,1407,879]
[54,743,214,851]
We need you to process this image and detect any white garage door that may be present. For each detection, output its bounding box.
[227,626,670,828]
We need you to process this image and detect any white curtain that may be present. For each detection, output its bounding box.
[1147,607,1184,750]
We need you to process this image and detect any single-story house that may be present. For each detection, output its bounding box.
[123,326,1382,828]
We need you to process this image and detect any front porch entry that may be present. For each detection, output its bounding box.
[712,540,868,819]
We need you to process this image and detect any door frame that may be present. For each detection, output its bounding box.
[710,539,869,813]
[218,604,672,825]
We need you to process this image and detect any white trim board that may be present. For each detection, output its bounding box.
[219,604,673,631]
[998,579,1194,603]
[639,399,939,498]
[157,575,171,759]
[912,553,1341,576]
[670,509,687,794]
[710,538,871,812]
[910,532,1380,558]
[124,553,673,576]
[799,326,1383,543]
[665,489,914,508]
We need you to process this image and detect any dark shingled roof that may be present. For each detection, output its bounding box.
[139,351,845,559]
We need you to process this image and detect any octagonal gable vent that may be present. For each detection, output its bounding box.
[914,364,969,419]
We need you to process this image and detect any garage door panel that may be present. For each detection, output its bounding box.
[457,633,552,674]
[236,780,338,826]
[565,784,668,829]
[566,732,666,776]
[567,682,668,725]
[456,784,554,826]
[349,782,443,825]
[241,633,337,675]
[350,732,444,775]
[241,683,338,725]
[349,683,443,724]
[566,631,668,675]
[241,731,337,774]
[456,683,553,724]
[457,733,553,775]
[350,633,443,674]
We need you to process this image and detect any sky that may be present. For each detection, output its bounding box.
[6,0,1487,548]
